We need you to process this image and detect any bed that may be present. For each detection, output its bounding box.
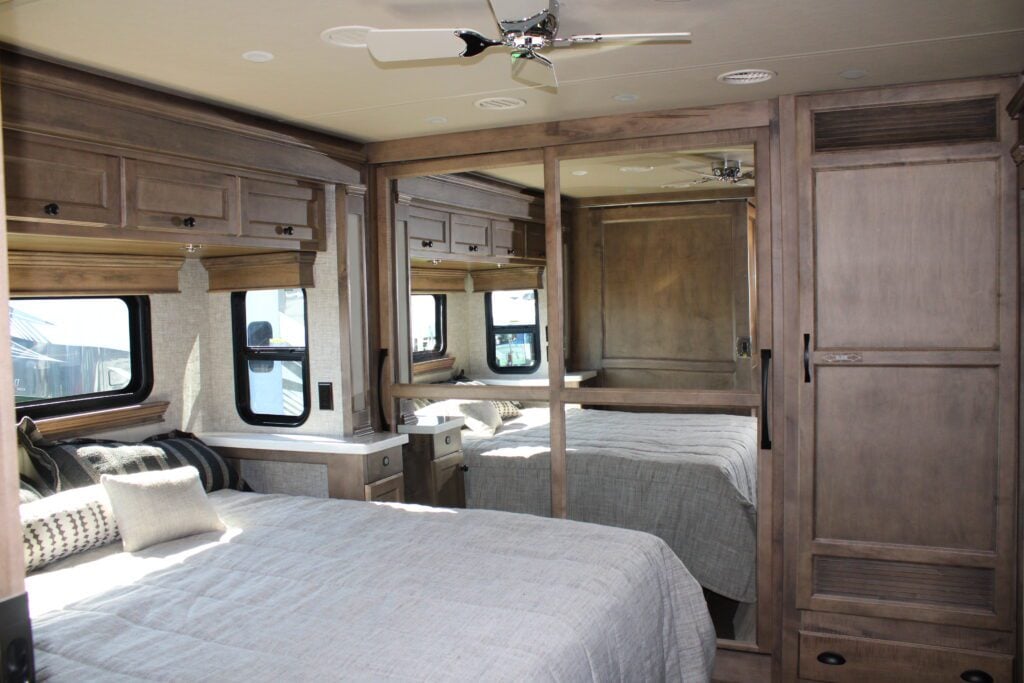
[26,490,716,682]
[459,406,759,606]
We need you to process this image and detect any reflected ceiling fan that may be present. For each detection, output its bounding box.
[363,0,692,88]
[678,159,754,184]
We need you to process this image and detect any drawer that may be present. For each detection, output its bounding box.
[407,206,449,254]
[242,178,323,243]
[450,213,490,255]
[363,446,403,484]
[431,428,462,458]
[126,159,240,235]
[431,451,465,508]
[799,631,1012,683]
[365,473,404,503]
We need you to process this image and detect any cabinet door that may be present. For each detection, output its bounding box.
[525,221,546,260]
[407,206,449,254]
[491,219,516,257]
[450,213,490,256]
[126,159,240,236]
[431,451,465,508]
[242,178,323,244]
[4,132,122,227]
[365,473,405,503]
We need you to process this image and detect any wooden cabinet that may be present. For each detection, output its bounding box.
[431,450,466,508]
[126,159,240,236]
[491,219,516,257]
[242,178,324,243]
[407,206,450,255]
[399,419,465,508]
[4,131,122,227]
[365,472,405,503]
[450,213,490,256]
[524,221,546,260]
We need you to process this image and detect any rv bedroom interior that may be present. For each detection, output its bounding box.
[0,1,1021,682]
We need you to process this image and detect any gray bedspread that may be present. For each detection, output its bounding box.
[463,408,758,603]
[27,490,715,682]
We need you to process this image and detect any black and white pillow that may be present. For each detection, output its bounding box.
[21,484,119,572]
[492,400,522,420]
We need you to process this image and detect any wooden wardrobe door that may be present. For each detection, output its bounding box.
[795,88,1018,630]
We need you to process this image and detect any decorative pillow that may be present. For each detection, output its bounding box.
[492,400,522,420]
[101,466,225,553]
[21,484,120,572]
[19,476,43,505]
[17,418,245,494]
[458,400,503,436]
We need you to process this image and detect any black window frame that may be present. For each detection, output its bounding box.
[230,289,311,427]
[13,295,154,420]
[411,293,447,363]
[485,289,541,375]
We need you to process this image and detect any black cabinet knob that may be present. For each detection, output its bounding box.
[421,239,433,248]
[458,465,469,472]
[182,216,197,228]
[961,671,993,683]
[507,248,515,255]
[43,202,60,216]
[275,225,295,236]
[816,652,845,666]
[468,244,479,252]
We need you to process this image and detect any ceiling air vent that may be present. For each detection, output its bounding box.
[474,97,527,111]
[716,69,775,85]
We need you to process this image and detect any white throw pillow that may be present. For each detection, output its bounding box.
[458,400,503,436]
[101,466,225,552]
[21,484,120,572]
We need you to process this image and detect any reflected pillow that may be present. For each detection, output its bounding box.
[458,400,503,436]
[21,484,120,572]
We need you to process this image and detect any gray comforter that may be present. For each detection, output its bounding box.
[464,408,758,603]
[28,490,715,682]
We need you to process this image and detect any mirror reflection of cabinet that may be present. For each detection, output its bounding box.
[407,206,450,255]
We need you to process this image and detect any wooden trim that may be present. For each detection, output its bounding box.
[367,100,774,163]
[712,648,772,683]
[544,147,568,520]
[384,149,545,178]
[8,250,185,295]
[410,267,467,293]
[562,387,760,409]
[391,383,548,402]
[201,251,316,292]
[469,266,544,292]
[1007,81,1024,120]
[601,358,737,373]
[572,186,755,209]
[412,356,456,375]
[32,401,170,439]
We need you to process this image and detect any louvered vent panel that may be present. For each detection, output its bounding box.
[813,97,998,152]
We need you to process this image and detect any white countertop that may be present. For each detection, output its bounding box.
[479,371,597,387]
[199,431,408,455]
[398,416,465,435]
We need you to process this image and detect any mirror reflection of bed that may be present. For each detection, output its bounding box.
[398,146,764,644]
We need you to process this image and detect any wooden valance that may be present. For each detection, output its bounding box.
[202,251,316,292]
[410,267,467,293]
[470,266,544,292]
[8,251,185,296]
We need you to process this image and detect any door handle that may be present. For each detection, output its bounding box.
[760,349,772,450]
[803,333,811,383]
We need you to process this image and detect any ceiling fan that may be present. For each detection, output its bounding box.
[363,0,692,88]
[678,159,754,184]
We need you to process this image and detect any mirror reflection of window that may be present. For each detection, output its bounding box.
[411,294,446,361]
[486,289,540,373]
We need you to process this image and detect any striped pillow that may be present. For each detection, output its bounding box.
[21,484,119,572]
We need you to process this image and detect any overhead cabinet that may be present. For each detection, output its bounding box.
[126,159,240,237]
[242,178,324,243]
[405,205,545,262]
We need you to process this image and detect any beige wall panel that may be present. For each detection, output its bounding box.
[815,161,1000,350]
[814,365,999,551]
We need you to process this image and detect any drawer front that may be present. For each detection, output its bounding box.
[492,219,516,257]
[799,632,1012,683]
[365,473,404,503]
[242,178,322,242]
[431,428,462,458]
[363,446,403,484]
[408,206,449,253]
[431,451,465,508]
[4,132,123,227]
[450,213,491,255]
[127,159,240,235]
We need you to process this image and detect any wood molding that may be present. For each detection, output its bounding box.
[202,251,316,292]
[572,186,755,209]
[412,356,456,375]
[1006,80,1024,119]
[602,358,738,373]
[410,267,467,293]
[8,250,185,295]
[470,266,544,292]
[33,401,170,440]
[562,386,760,409]
[391,383,548,402]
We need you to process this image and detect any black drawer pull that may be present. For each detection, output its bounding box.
[816,652,845,666]
[507,248,515,255]
[182,216,197,228]
[468,244,479,252]
[421,239,434,248]
[961,670,993,683]
[276,225,295,236]
[458,465,469,472]
[43,202,61,216]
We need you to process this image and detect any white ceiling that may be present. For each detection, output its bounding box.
[0,1,1021,143]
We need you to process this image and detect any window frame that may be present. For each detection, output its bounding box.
[485,289,542,375]
[230,289,311,427]
[411,293,447,363]
[13,295,154,420]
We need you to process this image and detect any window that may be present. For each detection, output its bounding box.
[11,296,153,419]
[411,294,446,362]
[231,289,310,426]
[485,289,541,374]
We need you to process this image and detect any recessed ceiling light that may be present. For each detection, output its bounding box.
[425,116,448,125]
[619,165,655,173]
[571,170,589,176]
[321,25,374,48]
[613,93,639,103]
[717,69,775,85]
[839,68,868,80]
[475,97,527,111]
[242,51,274,63]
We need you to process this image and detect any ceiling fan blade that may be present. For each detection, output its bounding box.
[511,51,558,88]
[489,0,558,32]
[366,28,495,62]
[677,167,716,179]
[564,31,691,45]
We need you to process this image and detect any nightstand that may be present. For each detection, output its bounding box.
[398,417,466,508]
[200,432,408,503]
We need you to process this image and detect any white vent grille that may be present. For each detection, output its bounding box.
[474,97,527,111]
[716,69,776,85]
[321,25,374,48]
